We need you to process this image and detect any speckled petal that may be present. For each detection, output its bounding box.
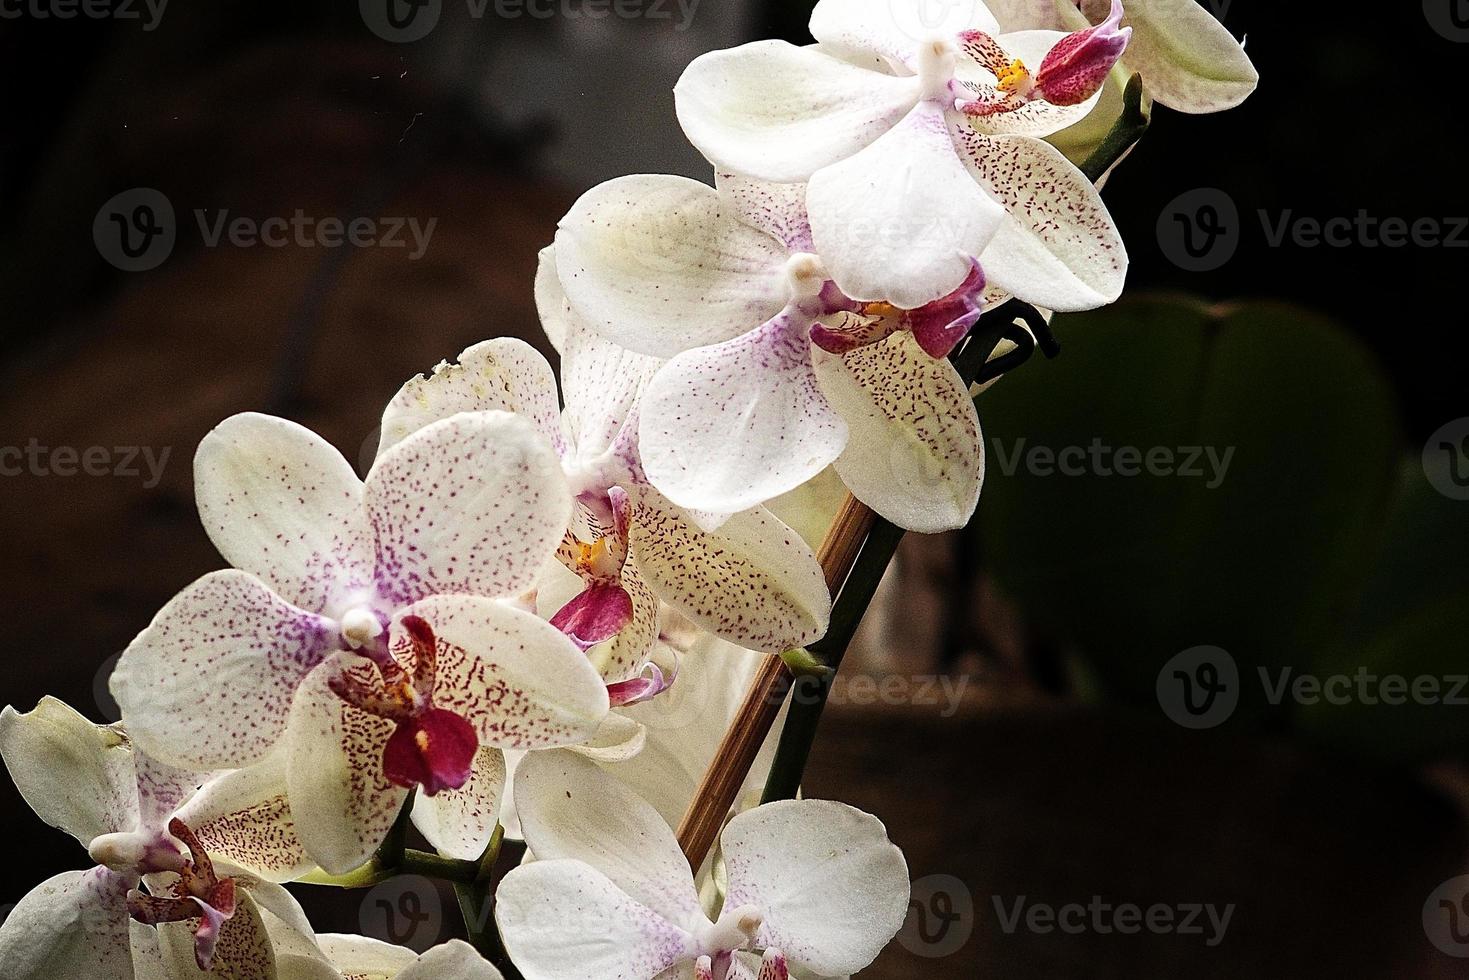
[951,126,1126,311]
[284,659,407,876]
[716,173,814,254]
[395,940,505,980]
[588,557,660,686]
[629,493,830,652]
[0,697,138,847]
[377,339,567,460]
[558,309,663,461]
[721,800,909,978]
[675,41,921,183]
[0,868,137,980]
[411,745,507,862]
[497,859,699,980]
[176,751,311,884]
[311,934,418,978]
[194,413,374,615]
[158,888,277,980]
[958,31,1105,137]
[401,595,610,751]
[639,312,847,516]
[554,175,789,358]
[515,750,702,927]
[814,331,983,533]
[810,0,1000,66]
[808,100,1006,309]
[366,411,571,607]
[111,570,339,771]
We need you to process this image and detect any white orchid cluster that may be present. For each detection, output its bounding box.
[0,2,1254,977]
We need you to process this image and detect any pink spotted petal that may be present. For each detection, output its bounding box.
[1035,0,1130,106]
[550,583,635,652]
[187,882,237,972]
[606,657,678,709]
[906,258,987,359]
[383,709,479,797]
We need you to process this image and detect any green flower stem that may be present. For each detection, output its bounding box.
[1081,73,1151,184]
[454,825,518,973]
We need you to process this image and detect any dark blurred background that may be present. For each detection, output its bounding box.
[2,2,1467,977]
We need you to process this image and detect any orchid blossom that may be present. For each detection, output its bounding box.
[0,699,319,978]
[376,279,832,659]
[109,411,611,873]
[496,751,910,980]
[283,936,504,979]
[553,172,986,532]
[672,0,1129,313]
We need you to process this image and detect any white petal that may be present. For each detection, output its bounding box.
[569,713,648,764]
[285,660,407,876]
[535,245,572,355]
[630,494,831,653]
[675,41,921,183]
[366,411,571,606]
[411,746,506,861]
[639,312,847,515]
[721,801,909,977]
[515,750,701,927]
[176,751,311,883]
[377,339,566,460]
[808,101,1005,308]
[195,413,373,614]
[0,869,136,980]
[715,173,815,254]
[952,127,1126,310]
[0,698,137,846]
[811,0,1000,64]
[814,332,983,533]
[554,175,789,357]
[985,0,1068,31]
[406,595,610,750]
[111,570,339,770]
[958,31,1105,138]
[313,934,417,978]
[1116,0,1257,112]
[496,860,699,980]
[397,940,505,980]
[558,310,663,462]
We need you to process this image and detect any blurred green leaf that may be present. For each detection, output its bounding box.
[976,297,1402,724]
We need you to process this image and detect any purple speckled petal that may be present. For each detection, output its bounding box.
[175,752,311,884]
[557,306,663,462]
[157,889,275,980]
[194,412,374,615]
[715,173,814,254]
[0,867,137,980]
[110,570,339,771]
[366,411,571,607]
[639,311,847,516]
[411,745,507,862]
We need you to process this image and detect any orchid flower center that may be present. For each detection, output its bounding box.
[125,818,238,972]
[915,37,960,102]
[328,615,479,796]
[89,827,187,876]
[697,903,764,960]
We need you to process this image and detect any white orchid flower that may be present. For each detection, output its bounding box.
[280,936,504,979]
[0,699,321,979]
[376,275,832,658]
[110,411,611,874]
[672,0,1128,313]
[554,173,986,533]
[496,751,909,980]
